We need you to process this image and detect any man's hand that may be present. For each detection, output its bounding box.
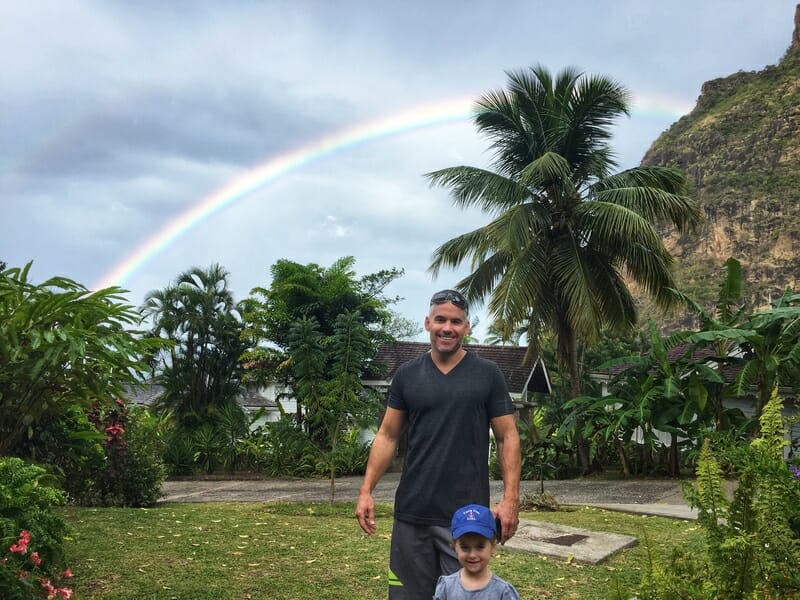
[354,407,404,535]
[355,490,377,535]
[493,498,520,544]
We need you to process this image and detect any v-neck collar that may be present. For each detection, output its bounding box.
[428,348,469,375]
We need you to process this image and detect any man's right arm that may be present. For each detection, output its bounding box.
[355,407,406,535]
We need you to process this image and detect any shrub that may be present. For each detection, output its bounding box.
[628,388,800,599]
[490,417,574,481]
[9,405,106,502]
[320,429,371,477]
[9,401,166,507]
[190,424,225,475]
[251,417,318,477]
[0,529,74,599]
[113,407,167,506]
[163,427,197,476]
[78,400,166,507]
[0,458,69,572]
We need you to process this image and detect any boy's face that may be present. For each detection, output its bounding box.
[454,533,496,576]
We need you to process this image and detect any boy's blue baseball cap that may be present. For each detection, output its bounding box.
[451,504,496,540]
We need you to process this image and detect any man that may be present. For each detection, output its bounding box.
[356,289,521,599]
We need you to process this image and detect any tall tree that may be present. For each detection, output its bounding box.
[426,65,701,472]
[241,257,401,446]
[141,264,247,428]
[243,257,401,347]
[241,256,404,387]
[286,317,326,426]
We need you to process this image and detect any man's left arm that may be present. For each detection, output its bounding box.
[491,413,521,543]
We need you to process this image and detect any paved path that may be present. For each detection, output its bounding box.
[160,474,723,563]
[161,473,707,520]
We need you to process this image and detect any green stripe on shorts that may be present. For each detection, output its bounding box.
[387,568,403,587]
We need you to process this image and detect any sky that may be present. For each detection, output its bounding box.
[2,1,798,341]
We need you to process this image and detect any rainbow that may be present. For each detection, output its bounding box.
[93,96,475,289]
[94,92,692,290]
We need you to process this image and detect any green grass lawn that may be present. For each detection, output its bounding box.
[60,502,705,599]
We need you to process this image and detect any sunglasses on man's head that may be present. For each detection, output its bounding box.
[430,290,469,312]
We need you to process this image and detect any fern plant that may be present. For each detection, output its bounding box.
[632,387,800,599]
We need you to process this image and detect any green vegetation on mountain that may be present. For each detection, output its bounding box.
[641,18,800,330]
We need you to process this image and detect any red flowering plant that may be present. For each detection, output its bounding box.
[1,529,73,599]
[86,397,129,503]
[0,458,71,598]
[88,397,129,474]
[82,398,167,507]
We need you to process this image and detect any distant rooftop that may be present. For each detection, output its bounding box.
[365,341,551,397]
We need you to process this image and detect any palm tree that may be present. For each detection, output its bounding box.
[141,264,246,427]
[426,65,702,472]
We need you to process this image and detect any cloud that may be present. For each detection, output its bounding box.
[2,0,797,343]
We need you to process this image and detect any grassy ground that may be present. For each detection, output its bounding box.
[60,502,705,599]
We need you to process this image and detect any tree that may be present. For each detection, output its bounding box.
[320,310,380,499]
[426,65,701,472]
[483,318,526,346]
[241,256,404,417]
[565,321,709,476]
[141,264,248,428]
[283,311,382,498]
[686,289,800,427]
[0,262,163,454]
[243,257,401,347]
[669,257,749,430]
[286,317,327,428]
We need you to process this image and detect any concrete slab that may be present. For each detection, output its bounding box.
[503,518,638,565]
[590,503,698,520]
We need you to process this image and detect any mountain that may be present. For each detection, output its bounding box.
[639,4,800,330]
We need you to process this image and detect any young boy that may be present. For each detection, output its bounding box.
[433,504,521,599]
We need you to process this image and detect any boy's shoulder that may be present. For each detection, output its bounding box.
[434,571,520,599]
[490,573,521,599]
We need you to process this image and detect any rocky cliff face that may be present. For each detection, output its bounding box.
[640,9,800,329]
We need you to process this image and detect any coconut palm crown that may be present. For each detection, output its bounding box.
[426,64,702,398]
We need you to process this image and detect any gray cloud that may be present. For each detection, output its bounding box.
[2,0,797,340]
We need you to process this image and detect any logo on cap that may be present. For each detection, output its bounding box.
[451,504,496,540]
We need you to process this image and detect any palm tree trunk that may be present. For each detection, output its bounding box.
[565,328,591,475]
[668,431,680,477]
[615,439,630,478]
[712,382,724,431]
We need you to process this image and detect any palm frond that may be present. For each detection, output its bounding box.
[548,236,602,341]
[456,252,514,309]
[594,185,701,233]
[425,166,530,213]
[518,151,572,189]
[580,247,638,332]
[428,226,497,277]
[488,246,549,326]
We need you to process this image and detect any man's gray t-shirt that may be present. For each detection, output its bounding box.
[388,351,514,527]
[433,571,521,599]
